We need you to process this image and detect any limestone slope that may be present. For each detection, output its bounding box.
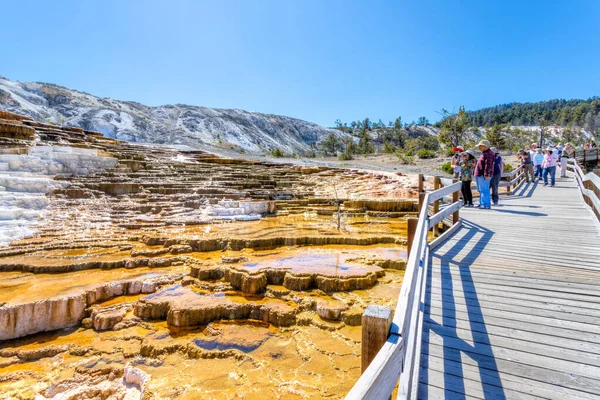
[0,76,347,155]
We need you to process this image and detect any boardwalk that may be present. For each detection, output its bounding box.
[420,176,600,399]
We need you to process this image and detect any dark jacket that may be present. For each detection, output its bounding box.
[474,149,494,178]
[493,155,503,176]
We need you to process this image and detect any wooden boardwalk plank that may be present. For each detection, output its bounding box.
[418,175,600,399]
[421,353,600,400]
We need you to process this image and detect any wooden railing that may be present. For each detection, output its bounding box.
[345,181,463,400]
[575,148,600,166]
[421,165,526,207]
[568,158,600,220]
[345,166,527,400]
[500,165,526,194]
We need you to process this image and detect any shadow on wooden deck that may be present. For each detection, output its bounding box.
[421,220,506,399]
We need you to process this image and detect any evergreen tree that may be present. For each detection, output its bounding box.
[438,106,470,147]
[321,133,341,156]
[358,131,374,154]
[485,123,507,149]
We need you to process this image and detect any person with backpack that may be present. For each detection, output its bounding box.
[474,140,494,209]
[490,148,503,206]
[460,150,476,207]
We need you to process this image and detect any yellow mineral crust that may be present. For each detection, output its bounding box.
[0,112,411,399]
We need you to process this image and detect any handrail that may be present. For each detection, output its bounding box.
[575,148,600,165]
[345,181,462,400]
[567,158,600,220]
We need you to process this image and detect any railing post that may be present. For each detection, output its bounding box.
[432,176,440,236]
[418,192,425,214]
[361,305,393,373]
[584,180,592,207]
[417,173,424,194]
[452,179,459,224]
[407,218,418,257]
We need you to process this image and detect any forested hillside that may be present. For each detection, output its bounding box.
[468,98,600,130]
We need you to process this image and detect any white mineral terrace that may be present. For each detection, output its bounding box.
[0,146,118,246]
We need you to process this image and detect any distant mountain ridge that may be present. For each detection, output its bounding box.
[0,76,347,155]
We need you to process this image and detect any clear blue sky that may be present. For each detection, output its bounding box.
[1,0,599,127]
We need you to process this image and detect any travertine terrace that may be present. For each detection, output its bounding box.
[0,110,417,399]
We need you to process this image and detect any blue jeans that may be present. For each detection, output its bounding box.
[543,166,556,185]
[534,165,542,178]
[476,176,491,207]
[490,174,501,204]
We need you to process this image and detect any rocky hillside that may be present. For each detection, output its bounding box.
[0,76,346,155]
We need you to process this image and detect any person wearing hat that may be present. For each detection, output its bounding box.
[490,147,503,206]
[451,146,464,179]
[560,142,575,177]
[530,143,538,154]
[459,150,476,207]
[520,146,534,183]
[533,148,544,180]
[474,140,494,209]
[541,146,558,186]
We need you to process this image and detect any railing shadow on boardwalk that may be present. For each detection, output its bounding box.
[421,220,506,400]
[515,180,538,198]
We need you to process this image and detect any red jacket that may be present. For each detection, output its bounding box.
[474,149,494,178]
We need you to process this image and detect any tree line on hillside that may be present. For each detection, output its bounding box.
[435,104,598,153]
[322,116,437,162]
[269,99,599,159]
[466,98,600,134]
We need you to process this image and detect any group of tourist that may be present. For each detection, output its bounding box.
[451,140,502,209]
[450,140,577,209]
[516,142,575,186]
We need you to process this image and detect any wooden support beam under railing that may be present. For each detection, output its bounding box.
[361,305,394,373]
[432,177,440,236]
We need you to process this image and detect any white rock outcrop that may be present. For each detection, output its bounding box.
[0,145,117,246]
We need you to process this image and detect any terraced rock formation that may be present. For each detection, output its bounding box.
[0,110,415,399]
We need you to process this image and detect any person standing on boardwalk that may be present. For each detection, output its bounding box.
[521,147,534,182]
[541,147,558,187]
[530,143,538,155]
[533,148,544,180]
[474,140,494,209]
[560,142,575,177]
[490,148,503,206]
[451,146,464,179]
[460,150,476,207]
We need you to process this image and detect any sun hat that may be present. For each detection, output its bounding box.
[537,148,543,153]
[453,146,464,152]
[465,150,475,157]
[546,147,553,151]
[491,147,498,154]
[477,140,490,148]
